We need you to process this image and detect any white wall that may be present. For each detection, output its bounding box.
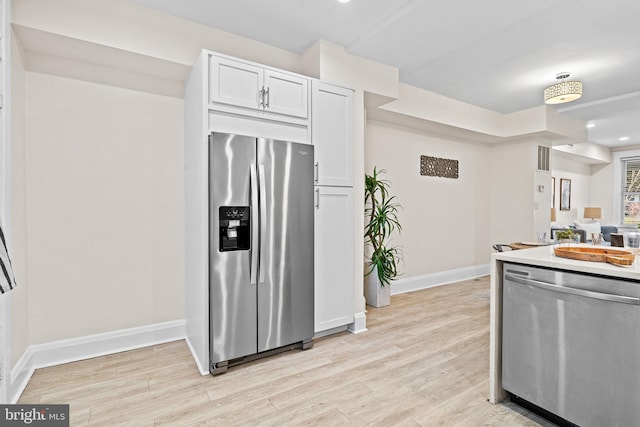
[590,162,614,225]
[365,120,491,278]
[533,169,553,240]
[490,140,539,245]
[23,72,184,343]
[551,154,592,226]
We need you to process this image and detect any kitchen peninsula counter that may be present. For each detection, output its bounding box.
[489,244,640,403]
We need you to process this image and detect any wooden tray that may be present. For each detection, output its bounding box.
[554,246,635,266]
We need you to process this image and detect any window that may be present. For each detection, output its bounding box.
[621,156,640,224]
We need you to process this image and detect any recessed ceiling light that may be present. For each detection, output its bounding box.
[337,0,351,3]
[586,123,595,128]
[619,137,630,141]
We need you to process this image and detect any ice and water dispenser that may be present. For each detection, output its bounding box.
[219,206,250,252]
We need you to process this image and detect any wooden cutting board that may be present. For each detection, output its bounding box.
[554,246,636,266]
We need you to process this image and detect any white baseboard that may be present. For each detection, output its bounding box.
[347,311,367,334]
[9,319,185,403]
[390,264,490,296]
[8,345,34,405]
[185,337,208,376]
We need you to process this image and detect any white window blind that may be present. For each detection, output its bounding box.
[621,156,640,224]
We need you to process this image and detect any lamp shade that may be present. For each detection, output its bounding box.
[544,73,582,105]
[544,81,582,104]
[583,207,602,220]
[550,207,557,222]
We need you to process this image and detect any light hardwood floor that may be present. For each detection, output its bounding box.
[19,277,554,426]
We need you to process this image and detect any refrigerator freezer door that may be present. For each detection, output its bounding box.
[209,133,258,364]
[257,139,314,352]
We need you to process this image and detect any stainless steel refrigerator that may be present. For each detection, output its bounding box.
[208,132,314,375]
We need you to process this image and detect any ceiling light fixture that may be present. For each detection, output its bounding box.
[337,0,351,3]
[586,123,595,128]
[544,72,583,105]
[619,137,630,141]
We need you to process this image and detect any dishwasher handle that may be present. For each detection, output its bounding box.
[505,273,640,305]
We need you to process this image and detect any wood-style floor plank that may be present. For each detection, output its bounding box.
[18,277,555,426]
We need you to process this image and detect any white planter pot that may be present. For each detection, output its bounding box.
[364,268,391,308]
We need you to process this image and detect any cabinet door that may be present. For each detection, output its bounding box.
[264,69,308,118]
[210,56,263,110]
[314,186,354,333]
[311,81,354,187]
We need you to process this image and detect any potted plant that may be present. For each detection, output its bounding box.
[364,167,402,307]
[555,229,576,243]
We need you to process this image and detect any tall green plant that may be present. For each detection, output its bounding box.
[364,167,402,287]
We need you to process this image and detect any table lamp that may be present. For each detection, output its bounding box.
[583,207,602,222]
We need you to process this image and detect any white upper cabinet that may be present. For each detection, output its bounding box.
[210,55,308,119]
[311,81,354,187]
[210,56,263,111]
[263,69,308,118]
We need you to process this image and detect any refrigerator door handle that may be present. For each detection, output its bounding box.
[314,162,319,183]
[315,188,320,209]
[250,164,259,285]
[258,164,267,285]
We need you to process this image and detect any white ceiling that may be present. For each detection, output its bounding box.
[129,0,640,148]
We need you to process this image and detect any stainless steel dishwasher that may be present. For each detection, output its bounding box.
[502,262,640,427]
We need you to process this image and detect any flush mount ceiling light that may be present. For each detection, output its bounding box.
[544,72,583,105]
[337,0,351,3]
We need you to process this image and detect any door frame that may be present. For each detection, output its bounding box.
[0,0,12,404]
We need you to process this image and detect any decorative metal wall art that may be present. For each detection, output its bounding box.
[420,155,459,179]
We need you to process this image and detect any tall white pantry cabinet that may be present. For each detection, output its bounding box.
[184,50,355,374]
[311,82,354,333]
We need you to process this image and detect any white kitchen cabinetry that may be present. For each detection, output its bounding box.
[311,80,355,334]
[311,81,354,187]
[263,69,308,118]
[210,55,308,119]
[314,186,354,333]
[186,50,356,372]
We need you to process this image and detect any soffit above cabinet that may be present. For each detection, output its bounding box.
[13,25,190,98]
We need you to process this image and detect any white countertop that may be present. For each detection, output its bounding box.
[493,244,640,280]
